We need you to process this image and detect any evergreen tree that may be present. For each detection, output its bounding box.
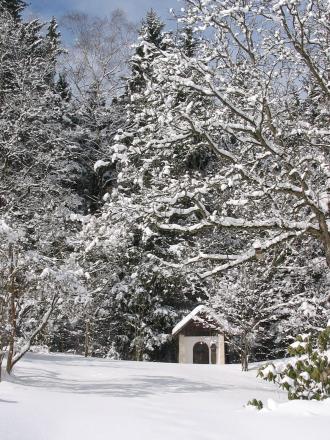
[55,73,72,102]
[0,9,86,373]
[259,326,330,400]
[78,195,208,360]
[129,9,165,94]
[43,17,62,86]
[0,0,26,20]
[74,14,212,360]
[180,27,197,58]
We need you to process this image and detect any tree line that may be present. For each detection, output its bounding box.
[0,0,329,376]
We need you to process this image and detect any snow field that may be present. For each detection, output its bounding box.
[0,353,329,440]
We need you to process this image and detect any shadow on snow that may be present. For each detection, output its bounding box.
[9,369,233,398]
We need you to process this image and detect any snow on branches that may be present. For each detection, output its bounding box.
[108,0,330,278]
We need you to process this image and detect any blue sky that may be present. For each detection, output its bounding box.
[27,0,180,23]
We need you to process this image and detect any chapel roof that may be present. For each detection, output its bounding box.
[172,305,222,337]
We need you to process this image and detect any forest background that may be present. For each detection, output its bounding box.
[0,0,329,377]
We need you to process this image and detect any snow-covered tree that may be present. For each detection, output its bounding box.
[128,9,165,94]
[1,0,328,367]
[259,325,330,400]
[80,0,330,360]
[211,251,330,370]
[0,0,26,20]
[210,266,282,370]
[77,189,208,360]
[57,10,137,212]
[0,7,87,374]
[109,0,330,276]
[61,10,136,103]
[74,12,211,360]
[100,0,329,296]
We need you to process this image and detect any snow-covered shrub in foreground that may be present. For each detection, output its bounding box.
[247,399,263,410]
[258,326,330,401]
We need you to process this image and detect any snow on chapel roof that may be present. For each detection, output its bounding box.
[172,305,221,336]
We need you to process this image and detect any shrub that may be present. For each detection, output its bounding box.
[247,399,263,410]
[258,325,330,401]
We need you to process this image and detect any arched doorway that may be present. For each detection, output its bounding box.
[193,342,209,364]
[210,344,217,364]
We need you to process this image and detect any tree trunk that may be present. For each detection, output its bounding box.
[6,245,16,375]
[241,337,249,372]
[241,352,248,372]
[0,300,6,382]
[0,350,4,382]
[319,215,330,267]
[84,319,90,357]
[5,295,16,374]
[6,295,58,375]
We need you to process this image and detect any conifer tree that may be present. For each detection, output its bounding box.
[56,73,72,102]
[77,12,210,361]
[180,27,197,58]
[0,0,26,20]
[43,17,62,86]
[0,9,86,374]
[129,9,165,94]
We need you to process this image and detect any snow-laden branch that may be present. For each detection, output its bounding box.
[157,216,319,236]
[148,230,304,279]
[201,231,305,278]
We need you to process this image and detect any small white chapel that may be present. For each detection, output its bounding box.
[172,305,225,365]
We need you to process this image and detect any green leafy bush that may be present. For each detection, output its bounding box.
[247,399,263,410]
[258,325,330,400]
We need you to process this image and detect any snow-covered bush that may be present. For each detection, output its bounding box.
[258,326,330,400]
[246,399,263,410]
[29,345,50,354]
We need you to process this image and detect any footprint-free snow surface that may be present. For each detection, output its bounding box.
[0,353,329,440]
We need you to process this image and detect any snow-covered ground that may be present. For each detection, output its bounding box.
[0,353,329,440]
